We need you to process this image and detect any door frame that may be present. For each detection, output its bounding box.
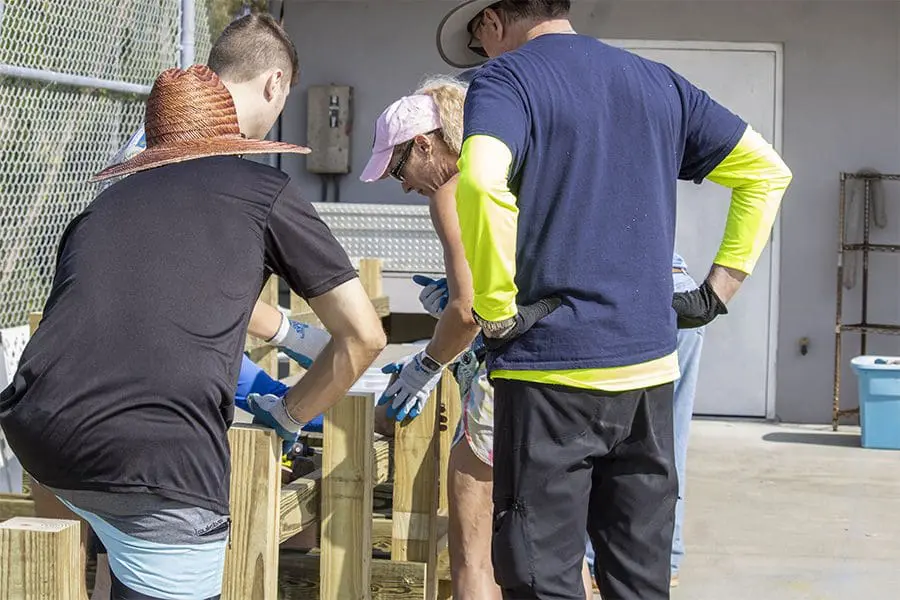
[602,39,785,419]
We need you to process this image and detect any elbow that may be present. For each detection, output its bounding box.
[359,323,387,357]
[450,299,478,329]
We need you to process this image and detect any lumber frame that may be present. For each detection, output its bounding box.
[321,392,376,599]
[279,553,426,600]
[0,517,82,599]
[222,425,281,600]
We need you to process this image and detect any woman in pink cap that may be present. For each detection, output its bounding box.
[361,76,591,600]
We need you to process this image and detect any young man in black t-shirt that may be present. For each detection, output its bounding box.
[0,63,386,600]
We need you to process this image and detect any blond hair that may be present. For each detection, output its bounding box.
[414,75,468,155]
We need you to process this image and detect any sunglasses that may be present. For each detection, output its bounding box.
[389,140,415,182]
[389,129,442,183]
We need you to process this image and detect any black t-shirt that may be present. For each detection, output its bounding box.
[0,156,356,513]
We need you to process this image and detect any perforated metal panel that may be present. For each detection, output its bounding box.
[313,203,445,274]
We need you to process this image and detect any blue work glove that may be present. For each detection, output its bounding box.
[378,350,444,422]
[268,313,331,369]
[247,393,305,454]
[413,275,448,319]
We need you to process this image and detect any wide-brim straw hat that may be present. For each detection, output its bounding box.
[92,65,310,182]
[436,0,496,69]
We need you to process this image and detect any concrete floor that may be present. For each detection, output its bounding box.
[636,420,900,600]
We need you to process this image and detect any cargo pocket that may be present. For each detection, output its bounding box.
[491,499,534,591]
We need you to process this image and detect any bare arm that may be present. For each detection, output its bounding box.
[282,277,386,422]
[247,299,282,341]
[425,177,481,365]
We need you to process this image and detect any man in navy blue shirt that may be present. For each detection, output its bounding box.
[438,1,792,598]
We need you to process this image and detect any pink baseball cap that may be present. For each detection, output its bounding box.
[360,94,442,183]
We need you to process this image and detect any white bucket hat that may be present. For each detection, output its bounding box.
[436,0,497,68]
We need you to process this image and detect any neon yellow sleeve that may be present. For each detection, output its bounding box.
[455,134,519,322]
[706,125,793,274]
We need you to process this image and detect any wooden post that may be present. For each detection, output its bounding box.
[221,425,281,600]
[0,517,82,599]
[320,392,375,600]
[359,258,383,299]
[27,312,41,336]
[392,387,441,600]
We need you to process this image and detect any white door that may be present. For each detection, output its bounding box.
[605,40,782,418]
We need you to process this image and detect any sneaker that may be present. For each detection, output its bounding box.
[671,573,680,588]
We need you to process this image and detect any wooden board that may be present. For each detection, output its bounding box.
[279,553,426,600]
[0,494,35,521]
[279,475,320,544]
[391,385,441,600]
[0,517,82,599]
[321,393,375,599]
[222,425,281,600]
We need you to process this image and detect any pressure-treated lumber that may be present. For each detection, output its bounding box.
[0,494,35,521]
[392,384,441,600]
[0,517,82,599]
[279,553,427,600]
[279,474,320,544]
[359,258,384,299]
[321,392,375,599]
[222,425,281,600]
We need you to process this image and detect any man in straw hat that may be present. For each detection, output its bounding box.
[105,13,333,373]
[436,1,792,599]
[0,65,386,599]
[20,14,336,600]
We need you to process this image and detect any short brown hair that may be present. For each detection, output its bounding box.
[491,0,571,23]
[207,13,299,87]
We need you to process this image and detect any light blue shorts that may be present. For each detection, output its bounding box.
[52,487,228,600]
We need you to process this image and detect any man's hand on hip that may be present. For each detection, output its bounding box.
[672,264,746,329]
[474,297,563,351]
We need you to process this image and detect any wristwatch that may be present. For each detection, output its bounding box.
[472,310,516,339]
[420,351,444,373]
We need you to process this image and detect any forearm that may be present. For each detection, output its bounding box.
[282,335,381,422]
[426,300,481,364]
[248,299,282,341]
[707,126,792,276]
[456,136,519,322]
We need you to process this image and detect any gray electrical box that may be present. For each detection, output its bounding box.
[306,84,353,174]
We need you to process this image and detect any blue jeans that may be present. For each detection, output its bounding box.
[585,270,705,577]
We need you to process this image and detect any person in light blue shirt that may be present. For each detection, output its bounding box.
[585,252,705,589]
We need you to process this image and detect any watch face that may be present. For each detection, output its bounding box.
[421,353,442,372]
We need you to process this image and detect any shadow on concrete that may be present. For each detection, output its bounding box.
[761,431,861,448]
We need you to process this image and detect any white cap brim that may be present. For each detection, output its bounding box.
[359,147,392,183]
[436,0,496,69]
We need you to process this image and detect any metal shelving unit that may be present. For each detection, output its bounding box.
[833,172,900,430]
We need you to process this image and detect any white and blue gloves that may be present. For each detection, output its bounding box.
[247,392,306,454]
[379,351,444,422]
[267,311,331,369]
[413,275,448,319]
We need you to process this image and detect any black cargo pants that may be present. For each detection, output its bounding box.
[491,379,677,600]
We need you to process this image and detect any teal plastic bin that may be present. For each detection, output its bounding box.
[850,356,900,450]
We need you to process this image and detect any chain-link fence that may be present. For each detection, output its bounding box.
[0,0,215,329]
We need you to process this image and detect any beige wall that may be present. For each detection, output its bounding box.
[281,1,900,423]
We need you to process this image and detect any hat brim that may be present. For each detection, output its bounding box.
[91,136,311,182]
[359,147,393,183]
[436,0,496,69]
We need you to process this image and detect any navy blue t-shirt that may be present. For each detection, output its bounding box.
[463,35,746,370]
